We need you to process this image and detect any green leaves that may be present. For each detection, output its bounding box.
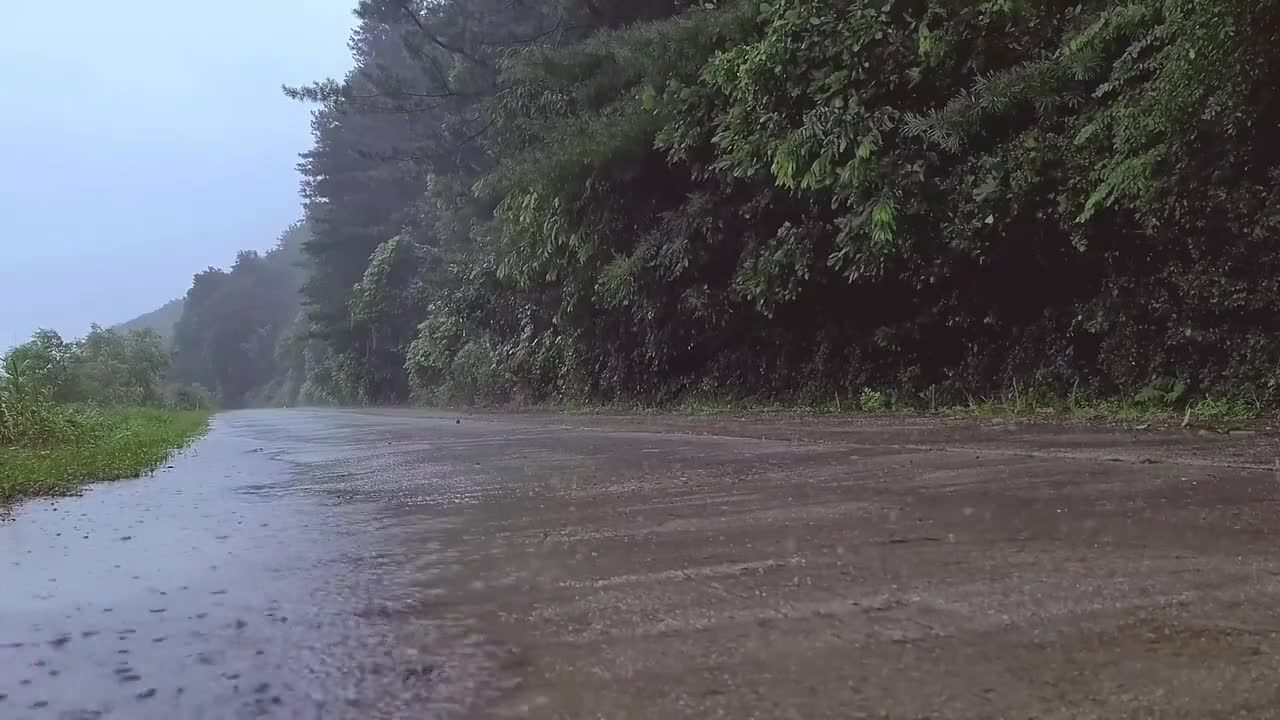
[771,146,799,188]
[5,326,175,409]
[171,224,309,407]
[278,0,1280,408]
[869,201,897,246]
[1076,154,1156,223]
[916,21,947,67]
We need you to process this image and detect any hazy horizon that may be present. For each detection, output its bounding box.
[0,2,356,348]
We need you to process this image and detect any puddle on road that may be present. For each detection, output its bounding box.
[0,411,502,720]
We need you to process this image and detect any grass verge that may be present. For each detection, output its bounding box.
[0,408,211,503]
[946,383,1263,431]
[509,385,1266,432]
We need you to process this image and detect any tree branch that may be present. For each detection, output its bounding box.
[397,0,491,68]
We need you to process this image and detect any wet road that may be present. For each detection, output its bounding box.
[4,409,1280,718]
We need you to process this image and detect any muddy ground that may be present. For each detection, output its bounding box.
[3,409,1280,719]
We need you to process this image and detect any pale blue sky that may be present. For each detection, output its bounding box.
[0,1,356,347]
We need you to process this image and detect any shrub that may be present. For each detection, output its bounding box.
[858,389,891,413]
[166,383,215,411]
[435,339,515,407]
[1,356,107,448]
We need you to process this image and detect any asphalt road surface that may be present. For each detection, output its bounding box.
[4,409,1280,719]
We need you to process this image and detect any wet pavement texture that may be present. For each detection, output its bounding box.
[4,409,1280,719]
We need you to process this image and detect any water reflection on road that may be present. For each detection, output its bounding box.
[1,410,501,719]
[7,409,1280,719]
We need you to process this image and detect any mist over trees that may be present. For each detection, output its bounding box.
[169,223,310,407]
[160,0,1280,409]
[115,298,185,343]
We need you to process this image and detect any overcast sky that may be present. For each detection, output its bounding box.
[0,1,356,348]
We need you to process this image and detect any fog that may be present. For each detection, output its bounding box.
[0,1,355,347]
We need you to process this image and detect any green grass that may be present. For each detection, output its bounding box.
[0,407,211,502]
[517,391,889,418]
[948,383,1262,431]
[513,382,1265,432]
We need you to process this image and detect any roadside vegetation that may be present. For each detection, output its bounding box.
[0,327,212,502]
[948,383,1262,431]
[547,379,1262,433]
[117,1,1280,425]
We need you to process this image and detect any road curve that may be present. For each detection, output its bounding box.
[4,409,1280,719]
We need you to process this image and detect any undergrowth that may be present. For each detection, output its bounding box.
[950,380,1261,431]
[504,378,1264,432]
[1,357,210,502]
[0,407,210,502]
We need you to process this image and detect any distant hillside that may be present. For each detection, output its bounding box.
[116,297,185,342]
[169,221,311,407]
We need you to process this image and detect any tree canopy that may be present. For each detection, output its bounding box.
[3,325,170,407]
[156,0,1280,409]
[170,222,311,407]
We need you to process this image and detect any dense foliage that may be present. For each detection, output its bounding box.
[1,329,210,501]
[264,0,1280,407]
[2,326,171,410]
[170,222,310,407]
[0,380,208,501]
